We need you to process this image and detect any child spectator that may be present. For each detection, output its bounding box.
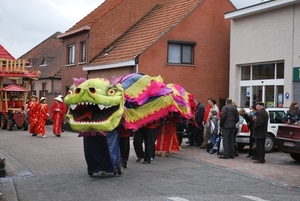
[208,110,219,154]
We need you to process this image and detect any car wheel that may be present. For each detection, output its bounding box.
[290,153,300,162]
[265,134,274,153]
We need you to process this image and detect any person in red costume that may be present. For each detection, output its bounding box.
[27,95,40,136]
[51,96,66,137]
[155,113,180,157]
[37,97,49,138]
[58,95,67,132]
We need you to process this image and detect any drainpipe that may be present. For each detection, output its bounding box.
[134,54,139,73]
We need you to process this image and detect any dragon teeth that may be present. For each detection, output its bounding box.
[70,104,77,110]
[98,104,105,110]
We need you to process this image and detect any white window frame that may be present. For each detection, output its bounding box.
[67,44,76,65]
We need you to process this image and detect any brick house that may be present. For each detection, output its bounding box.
[58,0,235,106]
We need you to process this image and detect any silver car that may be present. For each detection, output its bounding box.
[236,107,288,153]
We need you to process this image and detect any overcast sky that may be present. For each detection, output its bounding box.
[0,0,268,59]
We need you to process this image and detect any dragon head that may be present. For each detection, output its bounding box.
[64,78,124,132]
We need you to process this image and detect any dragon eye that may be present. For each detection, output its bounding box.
[108,88,116,96]
[89,87,96,94]
[75,88,81,94]
[68,90,73,95]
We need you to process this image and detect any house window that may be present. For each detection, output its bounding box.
[30,84,37,99]
[40,83,47,97]
[67,44,76,64]
[42,83,46,91]
[40,57,47,66]
[239,61,284,108]
[167,41,195,64]
[80,41,86,63]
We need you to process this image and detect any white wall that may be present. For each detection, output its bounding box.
[229,4,300,107]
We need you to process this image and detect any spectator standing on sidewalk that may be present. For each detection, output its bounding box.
[200,98,219,149]
[219,98,239,159]
[195,101,205,147]
[284,101,300,124]
[253,102,268,163]
[208,110,219,154]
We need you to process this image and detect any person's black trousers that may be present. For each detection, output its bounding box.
[255,138,265,162]
[120,136,130,164]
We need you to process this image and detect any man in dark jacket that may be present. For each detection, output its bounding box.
[195,101,205,146]
[219,98,239,159]
[253,102,268,163]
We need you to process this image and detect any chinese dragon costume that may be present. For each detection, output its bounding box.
[64,73,194,176]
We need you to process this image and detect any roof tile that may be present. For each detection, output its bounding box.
[0,44,15,60]
[18,32,63,79]
[90,0,203,66]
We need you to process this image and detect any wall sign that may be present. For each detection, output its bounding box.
[285,92,289,100]
[293,67,300,81]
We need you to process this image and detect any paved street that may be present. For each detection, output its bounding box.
[0,125,300,201]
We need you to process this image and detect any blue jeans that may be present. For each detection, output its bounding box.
[210,133,217,147]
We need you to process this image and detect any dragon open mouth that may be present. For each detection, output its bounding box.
[69,102,119,123]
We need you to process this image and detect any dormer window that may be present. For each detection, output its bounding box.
[40,57,47,66]
[27,59,33,67]
[27,58,37,68]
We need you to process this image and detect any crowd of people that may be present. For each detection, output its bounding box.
[25,94,66,138]
[125,97,278,167]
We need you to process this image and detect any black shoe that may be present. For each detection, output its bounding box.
[187,144,194,146]
[136,158,142,162]
[229,156,235,159]
[143,160,151,164]
[253,160,265,163]
[123,162,127,168]
[62,129,65,132]
[56,135,61,137]
[246,155,252,158]
[32,134,37,136]
[219,156,229,159]
[209,149,216,154]
[251,156,258,160]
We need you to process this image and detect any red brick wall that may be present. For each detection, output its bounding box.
[138,0,233,106]
[61,32,89,96]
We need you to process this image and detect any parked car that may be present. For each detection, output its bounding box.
[276,123,300,162]
[236,107,288,153]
